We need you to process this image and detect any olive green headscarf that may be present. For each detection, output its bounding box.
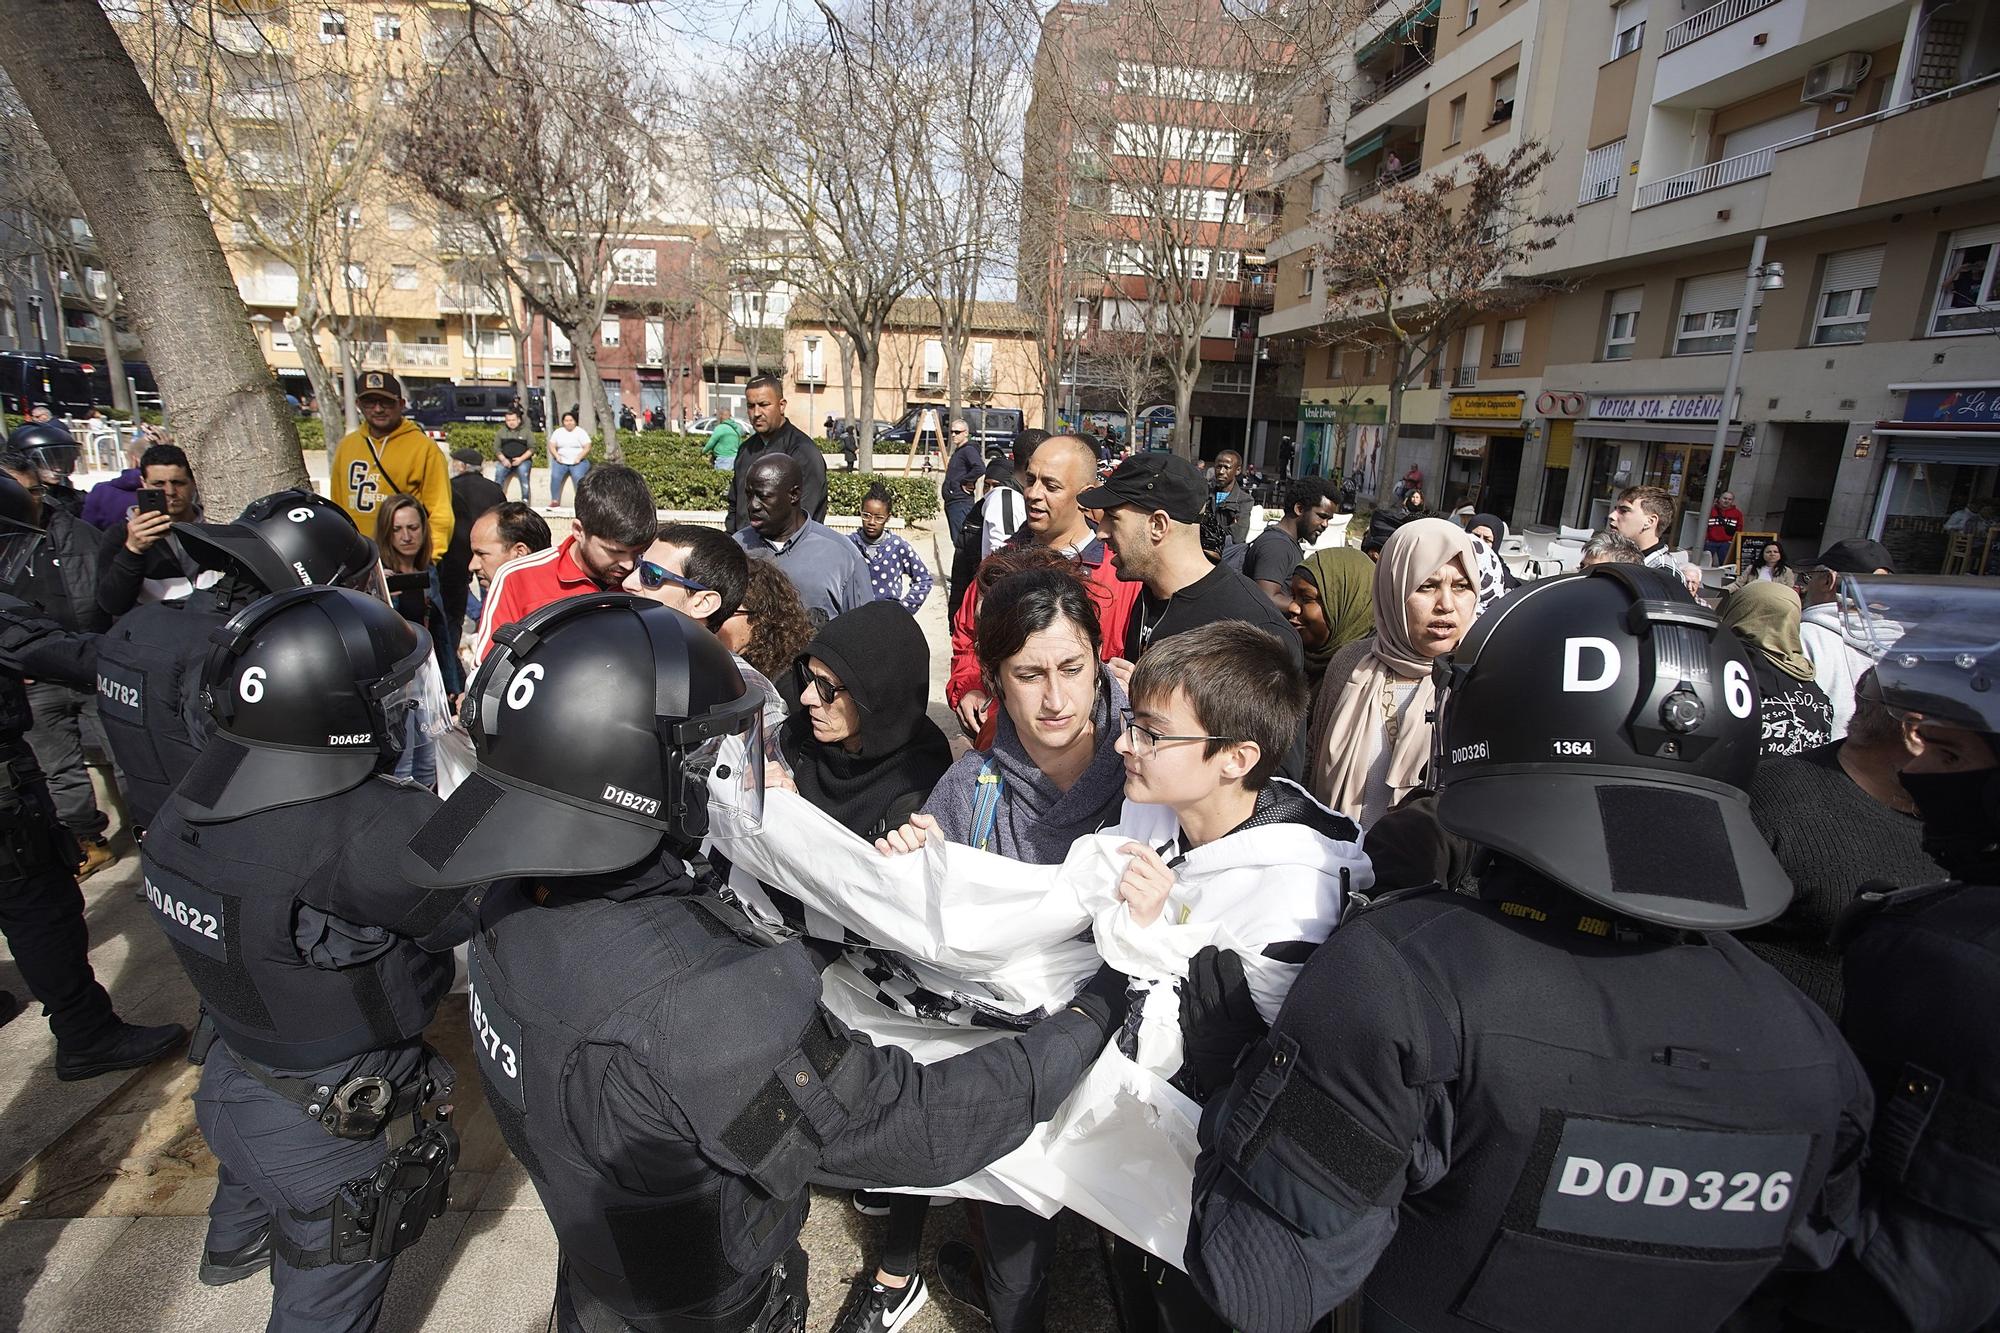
[1296,546,1376,673]
[1720,580,1815,682]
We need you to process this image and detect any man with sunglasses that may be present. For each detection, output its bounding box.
[624,523,749,635]
[732,451,874,628]
[942,417,984,542]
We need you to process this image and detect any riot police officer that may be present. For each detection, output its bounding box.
[401,593,1127,1333]
[144,585,468,1326]
[96,488,377,833]
[5,422,86,519]
[1785,578,2000,1331]
[1186,564,1872,1333]
[0,473,186,1078]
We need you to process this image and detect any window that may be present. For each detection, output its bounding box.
[1112,122,1239,164]
[611,247,657,286]
[1457,326,1483,385]
[1114,63,1255,104]
[172,65,198,92]
[599,317,620,348]
[1447,96,1467,146]
[1310,173,1333,214]
[1213,250,1240,281]
[550,325,572,364]
[0,305,13,340]
[923,339,945,387]
[332,138,358,166]
[1496,319,1525,367]
[1813,246,1883,346]
[270,325,294,351]
[1490,68,1517,124]
[801,335,824,381]
[465,327,509,357]
[1461,0,1478,31]
[1932,225,2000,336]
[374,13,401,40]
[326,75,351,104]
[971,341,995,385]
[1301,260,1316,297]
[1674,271,1762,356]
[335,202,362,229]
[1579,139,1626,204]
[1603,286,1642,360]
[382,78,407,104]
[342,262,367,289]
[184,130,206,162]
[1210,365,1254,393]
[386,202,416,231]
[104,0,141,20]
[1363,345,1381,377]
[1609,0,1646,60]
[319,10,346,41]
[390,264,418,290]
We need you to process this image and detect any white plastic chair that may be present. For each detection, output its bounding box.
[1548,539,1585,573]
[1313,514,1354,550]
[1519,526,1556,562]
[1559,524,1594,544]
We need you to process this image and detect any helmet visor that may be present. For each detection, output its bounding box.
[674,691,766,839]
[350,548,396,605]
[0,529,45,589]
[377,644,468,781]
[26,441,79,480]
[1841,575,2000,732]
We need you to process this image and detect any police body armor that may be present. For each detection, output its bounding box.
[1225,879,1863,1333]
[95,594,226,830]
[468,879,845,1332]
[142,777,455,1072]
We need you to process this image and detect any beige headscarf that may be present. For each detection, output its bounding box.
[1308,517,1480,820]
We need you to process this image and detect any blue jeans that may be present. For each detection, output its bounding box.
[494,458,532,504]
[550,458,590,507]
[712,455,735,472]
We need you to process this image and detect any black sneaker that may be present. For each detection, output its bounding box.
[934,1241,991,1324]
[831,1273,928,1333]
[199,1226,272,1286]
[852,1190,894,1217]
[55,1020,188,1082]
[0,991,18,1030]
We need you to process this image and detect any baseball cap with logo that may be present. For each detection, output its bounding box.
[356,370,404,403]
[1077,452,1207,523]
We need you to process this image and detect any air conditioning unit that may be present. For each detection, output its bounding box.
[1802,53,1872,103]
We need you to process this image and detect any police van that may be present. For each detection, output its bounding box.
[407,382,545,431]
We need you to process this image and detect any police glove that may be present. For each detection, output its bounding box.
[1067,963,1133,1035]
[1175,946,1266,1103]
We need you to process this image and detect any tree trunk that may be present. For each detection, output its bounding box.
[1381,344,1408,508]
[1171,339,1199,461]
[838,334,856,427]
[573,338,623,465]
[0,1,302,513]
[855,339,880,474]
[98,319,129,415]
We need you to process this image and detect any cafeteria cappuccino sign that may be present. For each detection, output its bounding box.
[1589,391,1735,421]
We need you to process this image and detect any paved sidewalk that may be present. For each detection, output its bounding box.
[0,524,1121,1330]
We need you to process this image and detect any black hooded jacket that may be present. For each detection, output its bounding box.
[779,599,953,841]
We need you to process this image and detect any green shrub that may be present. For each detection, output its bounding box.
[829,472,937,520]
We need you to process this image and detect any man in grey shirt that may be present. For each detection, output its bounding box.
[732,452,875,627]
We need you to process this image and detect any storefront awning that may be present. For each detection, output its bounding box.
[1343,127,1389,166]
[1574,421,1742,446]
[1354,0,1442,66]
[1880,427,2000,465]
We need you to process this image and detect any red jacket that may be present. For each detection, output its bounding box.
[947,534,1141,708]
[471,534,606,660]
[1707,504,1744,545]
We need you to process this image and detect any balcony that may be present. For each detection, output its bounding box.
[397,343,450,370]
[235,151,304,185]
[436,284,502,315]
[222,89,292,122]
[238,277,300,306]
[1663,0,1782,53]
[1341,159,1418,206]
[1453,364,1477,387]
[1635,143,1777,208]
[1654,0,1909,107]
[1494,349,1522,368]
[354,341,389,365]
[1351,61,1427,113]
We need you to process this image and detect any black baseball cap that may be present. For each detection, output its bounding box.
[451,447,483,466]
[1077,452,1207,523]
[355,370,404,402]
[1814,538,1894,575]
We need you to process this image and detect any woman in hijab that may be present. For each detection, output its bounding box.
[1307,518,1480,828]
[1464,511,1522,595]
[1721,580,1833,757]
[1286,547,1375,689]
[779,598,954,841]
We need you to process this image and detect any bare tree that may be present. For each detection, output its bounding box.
[401,12,663,463]
[1312,142,1572,501]
[1080,324,1173,446]
[0,1,301,509]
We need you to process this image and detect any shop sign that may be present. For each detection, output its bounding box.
[1905,387,2000,426]
[1449,392,1524,421]
[1301,401,1386,424]
[1452,433,1488,458]
[1588,391,1732,421]
[1301,402,1342,422]
[1536,390,1586,417]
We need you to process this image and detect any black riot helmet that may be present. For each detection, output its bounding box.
[402,592,764,889]
[5,422,80,482]
[175,489,377,596]
[1431,563,1788,931]
[0,471,44,586]
[175,585,442,822]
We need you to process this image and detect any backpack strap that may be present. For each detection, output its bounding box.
[971,756,1004,852]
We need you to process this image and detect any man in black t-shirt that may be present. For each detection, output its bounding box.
[1244,477,1339,605]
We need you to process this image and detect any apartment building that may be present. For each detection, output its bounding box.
[783,299,1046,436]
[1021,0,1299,462]
[1280,0,2000,572]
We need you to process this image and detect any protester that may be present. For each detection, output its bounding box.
[1608,483,1679,569]
[1706,489,1745,567]
[1207,450,1252,547]
[546,410,593,508]
[728,374,826,534]
[1721,580,1835,758]
[466,502,551,595]
[79,434,146,530]
[1743,670,1948,1016]
[1307,517,1479,828]
[1286,546,1375,689]
[733,452,874,627]
[779,599,953,843]
[95,442,204,617]
[493,407,534,503]
[1736,536,1796,588]
[850,484,932,614]
[330,370,452,555]
[718,558,815,686]
[1578,527,1644,567]
[471,464,656,659]
[374,495,460,784]
[1245,478,1338,602]
[977,457,1027,559]
[620,523,785,736]
[439,448,505,653]
[1798,538,1895,739]
[1358,504,1410,561]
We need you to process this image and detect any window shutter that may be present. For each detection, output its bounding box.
[1822,246,1884,294]
[1680,272,1742,318]
[1609,286,1643,316]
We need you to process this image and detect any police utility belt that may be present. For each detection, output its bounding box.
[234,1050,445,1140]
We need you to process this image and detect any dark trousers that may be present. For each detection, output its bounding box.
[1106,1235,1229,1333]
[2,748,115,1047]
[437,570,471,656]
[944,497,975,544]
[195,1044,398,1333]
[975,1203,1061,1333]
[24,680,107,839]
[880,1195,929,1278]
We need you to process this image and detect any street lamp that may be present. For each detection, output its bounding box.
[1694,234,1782,559]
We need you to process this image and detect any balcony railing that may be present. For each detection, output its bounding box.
[222,89,292,121]
[1453,364,1477,387]
[1341,159,1419,206]
[1495,349,1522,367]
[239,278,300,306]
[1662,0,1781,54]
[436,284,502,315]
[1636,71,2000,208]
[353,341,389,365]
[398,343,450,369]
[1351,61,1426,112]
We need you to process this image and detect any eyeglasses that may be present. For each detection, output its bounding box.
[1119,710,1235,759]
[636,561,710,595]
[796,662,849,706]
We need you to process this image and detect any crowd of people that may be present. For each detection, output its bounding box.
[0,397,1994,1333]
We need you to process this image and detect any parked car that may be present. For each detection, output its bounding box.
[877,404,1024,454]
[407,382,545,431]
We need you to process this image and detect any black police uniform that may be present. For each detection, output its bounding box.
[0,593,120,1046]
[95,587,227,831]
[458,856,1108,1333]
